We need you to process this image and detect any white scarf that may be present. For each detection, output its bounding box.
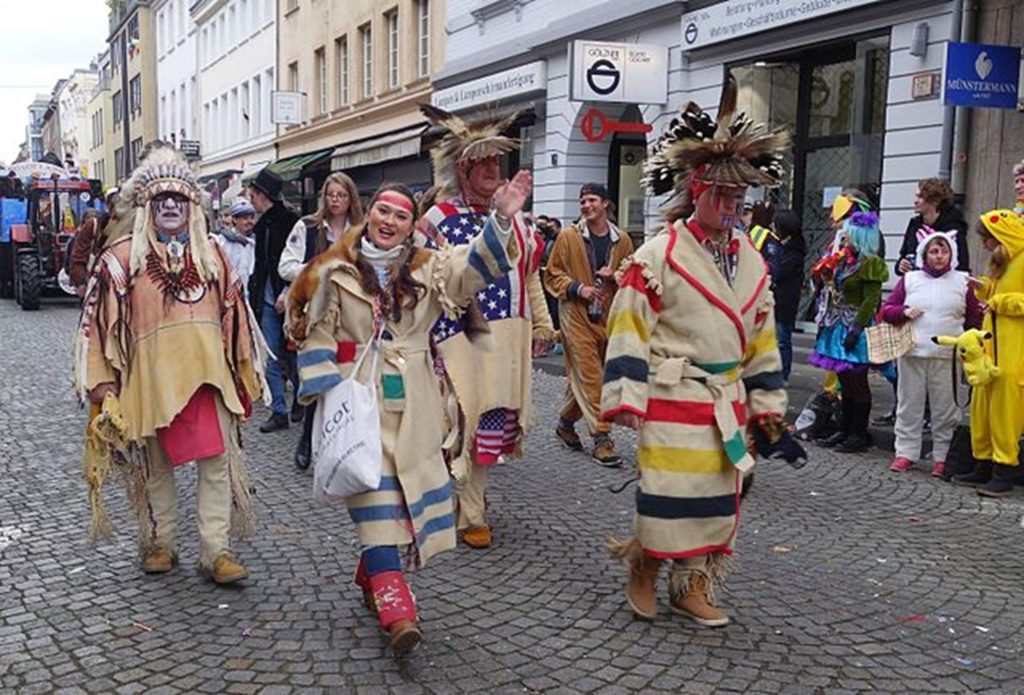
[360,236,405,288]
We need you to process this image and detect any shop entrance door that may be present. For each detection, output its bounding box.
[733,34,889,321]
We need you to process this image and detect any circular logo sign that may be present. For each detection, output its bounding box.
[79,192,92,202]
[684,22,699,46]
[586,59,621,96]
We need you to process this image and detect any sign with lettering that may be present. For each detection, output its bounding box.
[571,41,667,104]
[681,0,884,51]
[432,61,546,112]
[271,91,305,125]
[943,42,1021,109]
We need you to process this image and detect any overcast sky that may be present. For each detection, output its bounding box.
[0,0,110,165]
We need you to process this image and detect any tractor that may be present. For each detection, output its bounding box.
[0,161,103,310]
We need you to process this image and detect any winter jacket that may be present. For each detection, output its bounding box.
[250,201,299,319]
[773,242,805,326]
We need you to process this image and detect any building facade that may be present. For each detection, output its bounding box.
[26,96,50,162]
[108,0,159,183]
[274,0,443,207]
[56,68,99,176]
[88,51,116,189]
[154,0,198,151]
[192,0,278,192]
[437,0,972,320]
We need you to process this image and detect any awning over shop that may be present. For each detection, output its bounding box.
[220,161,269,206]
[331,125,427,171]
[267,147,335,182]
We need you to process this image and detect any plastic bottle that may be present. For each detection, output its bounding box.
[587,277,604,323]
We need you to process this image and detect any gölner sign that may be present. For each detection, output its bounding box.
[570,40,668,105]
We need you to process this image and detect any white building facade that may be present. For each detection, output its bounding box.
[436,0,961,318]
[154,0,198,149]
[56,68,99,174]
[192,0,277,186]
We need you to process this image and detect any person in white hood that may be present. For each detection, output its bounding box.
[880,228,983,477]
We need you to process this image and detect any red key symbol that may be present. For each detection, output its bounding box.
[580,108,653,143]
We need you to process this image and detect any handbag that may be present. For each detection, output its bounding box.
[943,339,975,480]
[864,321,915,364]
[311,328,384,500]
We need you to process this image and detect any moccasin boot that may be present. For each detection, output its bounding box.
[141,548,177,574]
[555,422,583,452]
[204,552,249,585]
[626,554,663,620]
[460,525,492,549]
[669,570,730,627]
[354,558,377,614]
[369,571,421,656]
[592,437,622,467]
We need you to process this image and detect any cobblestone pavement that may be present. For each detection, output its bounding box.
[3,300,1024,694]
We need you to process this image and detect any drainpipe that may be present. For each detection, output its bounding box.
[950,0,977,198]
[938,0,965,182]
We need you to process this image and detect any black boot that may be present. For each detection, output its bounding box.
[259,412,289,433]
[294,403,315,471]
[978,463,1017,498]
[816,400,852,448]
[953,460,993,487]
[835,405,872,453]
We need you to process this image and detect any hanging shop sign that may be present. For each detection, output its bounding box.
[943,42,1021,110]
[271,91,306,125]
[579,108,652,143]
[681,0,884,51]
[432,61,546,112]
[570,41,667,104]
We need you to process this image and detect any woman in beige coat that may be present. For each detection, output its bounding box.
[287,175,530,655]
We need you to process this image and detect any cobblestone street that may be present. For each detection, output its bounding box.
[3,299,1024,694]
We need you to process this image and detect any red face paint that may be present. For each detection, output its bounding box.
[375,190,414,213]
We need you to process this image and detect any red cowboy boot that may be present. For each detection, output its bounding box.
[353,557,376,614]
[368,571,422,655]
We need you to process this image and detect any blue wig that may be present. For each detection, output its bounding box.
[843,210,880,256]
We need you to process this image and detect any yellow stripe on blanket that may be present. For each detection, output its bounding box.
[638,445,730,475]
[744,326,777,361]
[607,307,651,343]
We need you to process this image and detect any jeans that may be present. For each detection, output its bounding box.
[261,300,292,415]
[776,321,794,383]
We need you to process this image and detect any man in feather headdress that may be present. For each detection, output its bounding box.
[73,146,267,584]
[416,104,554,549]
[601,74,806,626]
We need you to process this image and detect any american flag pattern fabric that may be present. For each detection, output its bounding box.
[419,200,531,344]
[473,407,520,465]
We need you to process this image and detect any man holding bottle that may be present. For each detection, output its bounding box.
[544,183,634,466]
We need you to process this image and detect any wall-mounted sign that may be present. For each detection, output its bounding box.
[432,61,546,112]
[943,42,1021,109]
[911,71,940,100]
[570,41,667,104]
[179,140,201,160]
[271,91,306,125]
[681,0,884,51]
[579,108,652,143]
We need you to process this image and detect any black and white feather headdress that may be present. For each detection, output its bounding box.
[420,103,519,194]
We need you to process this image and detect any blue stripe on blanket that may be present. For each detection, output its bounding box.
[743,370,785,392]
[636,490,736,519]
[603,355,649,384]
[297,348,337,369]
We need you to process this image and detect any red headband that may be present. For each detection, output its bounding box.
[375,191,414,213]
[689,165,712,201]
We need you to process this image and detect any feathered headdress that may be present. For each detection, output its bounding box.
[420,103,520,195]
[126,146,219,283]
[642,73,789,216]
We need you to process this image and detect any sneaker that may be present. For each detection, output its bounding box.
[592,438,622,467]
[930,461,945,478]
[889,457,914,472]
[555,423,583,452]
[871,411,896,427]
[259,412,289,433]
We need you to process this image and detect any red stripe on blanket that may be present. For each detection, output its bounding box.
[336,341,357,363]
[618,265,663,313]
[646,398,747,426]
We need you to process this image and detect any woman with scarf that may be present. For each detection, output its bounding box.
[279,172,365,470]
[809,209,889,453]
[286,175,529,655]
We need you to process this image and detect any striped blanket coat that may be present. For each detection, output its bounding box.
[289,219,518,566]
[601,219,787,559]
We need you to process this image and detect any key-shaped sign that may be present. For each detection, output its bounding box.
[580,107,653,143]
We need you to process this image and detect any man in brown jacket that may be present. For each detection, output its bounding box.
[543,183,634,465]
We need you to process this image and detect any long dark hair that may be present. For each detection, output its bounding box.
[354,182,426,321]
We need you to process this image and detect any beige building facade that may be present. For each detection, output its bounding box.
[275,0,444,205]
[87,51,116,189]
[108,0,159,183]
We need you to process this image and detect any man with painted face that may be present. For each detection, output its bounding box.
[74,147,266,584]
[416,104,554,549]
[601,75,805,627]
[544,183,635,466]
